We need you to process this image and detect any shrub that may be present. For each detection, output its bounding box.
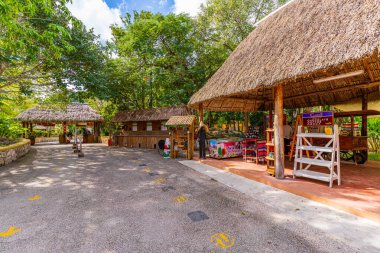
[0,114,25,139]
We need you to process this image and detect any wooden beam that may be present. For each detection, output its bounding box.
[362,92,368,161]
[274,84,285,179]
[244,112,249,132]
[199,103,203,123]
[313,70,365,84]
[268,103,273,129]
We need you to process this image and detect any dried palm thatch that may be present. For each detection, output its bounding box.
[189,0,380,112]
[15,103,103,123]
[165,115,196,126]
[112,106,190,122]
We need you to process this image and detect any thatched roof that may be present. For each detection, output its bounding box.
[189,0,380,111]
[165,115,196,126]
[15,103,103,123]
[113,106,190,123]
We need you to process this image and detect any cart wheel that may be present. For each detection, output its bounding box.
[354,153,366,164]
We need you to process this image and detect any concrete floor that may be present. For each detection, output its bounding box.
[0,144,363,252]
[197,155,380,222]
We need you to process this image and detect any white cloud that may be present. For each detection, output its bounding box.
[67,0,123,42]
[173,0,207,16]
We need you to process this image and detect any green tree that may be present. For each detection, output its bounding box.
[110,11,204,110]
[0,0,107,103]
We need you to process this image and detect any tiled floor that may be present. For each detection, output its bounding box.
[195,155,380,222]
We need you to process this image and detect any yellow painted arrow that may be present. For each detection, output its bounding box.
[0,226,21,237]
[28,195,41,201]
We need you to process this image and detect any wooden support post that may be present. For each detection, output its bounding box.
[22,122,26,138]
[269,105,273,129]
[361,92,368,160]
[199,103,203,123]
[274,85,285,179]
[350,115,354,136]
[63,121,67,143]
[244,112,249,132]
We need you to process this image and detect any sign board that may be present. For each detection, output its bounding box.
[302,111,334,126]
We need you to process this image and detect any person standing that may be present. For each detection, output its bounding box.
[197,121,208,160]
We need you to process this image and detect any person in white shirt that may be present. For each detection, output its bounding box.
[283,122,293,154]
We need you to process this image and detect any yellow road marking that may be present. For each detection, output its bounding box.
[0,226,21,237]
[210,232,235,249]
[28,195,41,201]
[174,195,189,204]
[144,168,152,172]
[154,177,166,184]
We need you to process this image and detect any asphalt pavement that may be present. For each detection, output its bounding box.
[0,144,362,252]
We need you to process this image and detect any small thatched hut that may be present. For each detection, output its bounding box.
[15,103,103,143]
[112,106,191,149]
[188,0,380,178]
[16,103,103,123]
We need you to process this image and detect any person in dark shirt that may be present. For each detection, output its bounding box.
[197,121,208,160]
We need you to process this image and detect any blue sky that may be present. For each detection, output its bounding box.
[67,0,206,42]
[105,0,175,15]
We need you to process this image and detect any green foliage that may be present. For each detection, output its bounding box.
[85,98,119,136]
[0,0,107,103]
[368,152,380,161]
[109,11,204,109]
[106,0,287,117]
[368,118,380,137]
[0,113,25,139]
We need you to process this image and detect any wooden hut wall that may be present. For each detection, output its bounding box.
[137,122,145,131]
[152,121,161,131]
[117,120,169,149]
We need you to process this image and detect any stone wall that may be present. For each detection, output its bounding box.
[0,139,31,166]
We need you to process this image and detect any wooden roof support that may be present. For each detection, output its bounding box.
[198,103,203,123]
[362,92,369,160]
[274,84,285,179]
[244,112,249,132]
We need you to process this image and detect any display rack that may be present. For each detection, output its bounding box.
[293,125,341,187]
[266,129,275,176]
[289,115,311,161]
[243,139,266,164]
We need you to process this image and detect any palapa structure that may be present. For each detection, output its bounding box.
[113,106,191,149]
[15,103,103,123]
[189,0,380,112]
[15,103,103,143]
[188,0,380,178]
